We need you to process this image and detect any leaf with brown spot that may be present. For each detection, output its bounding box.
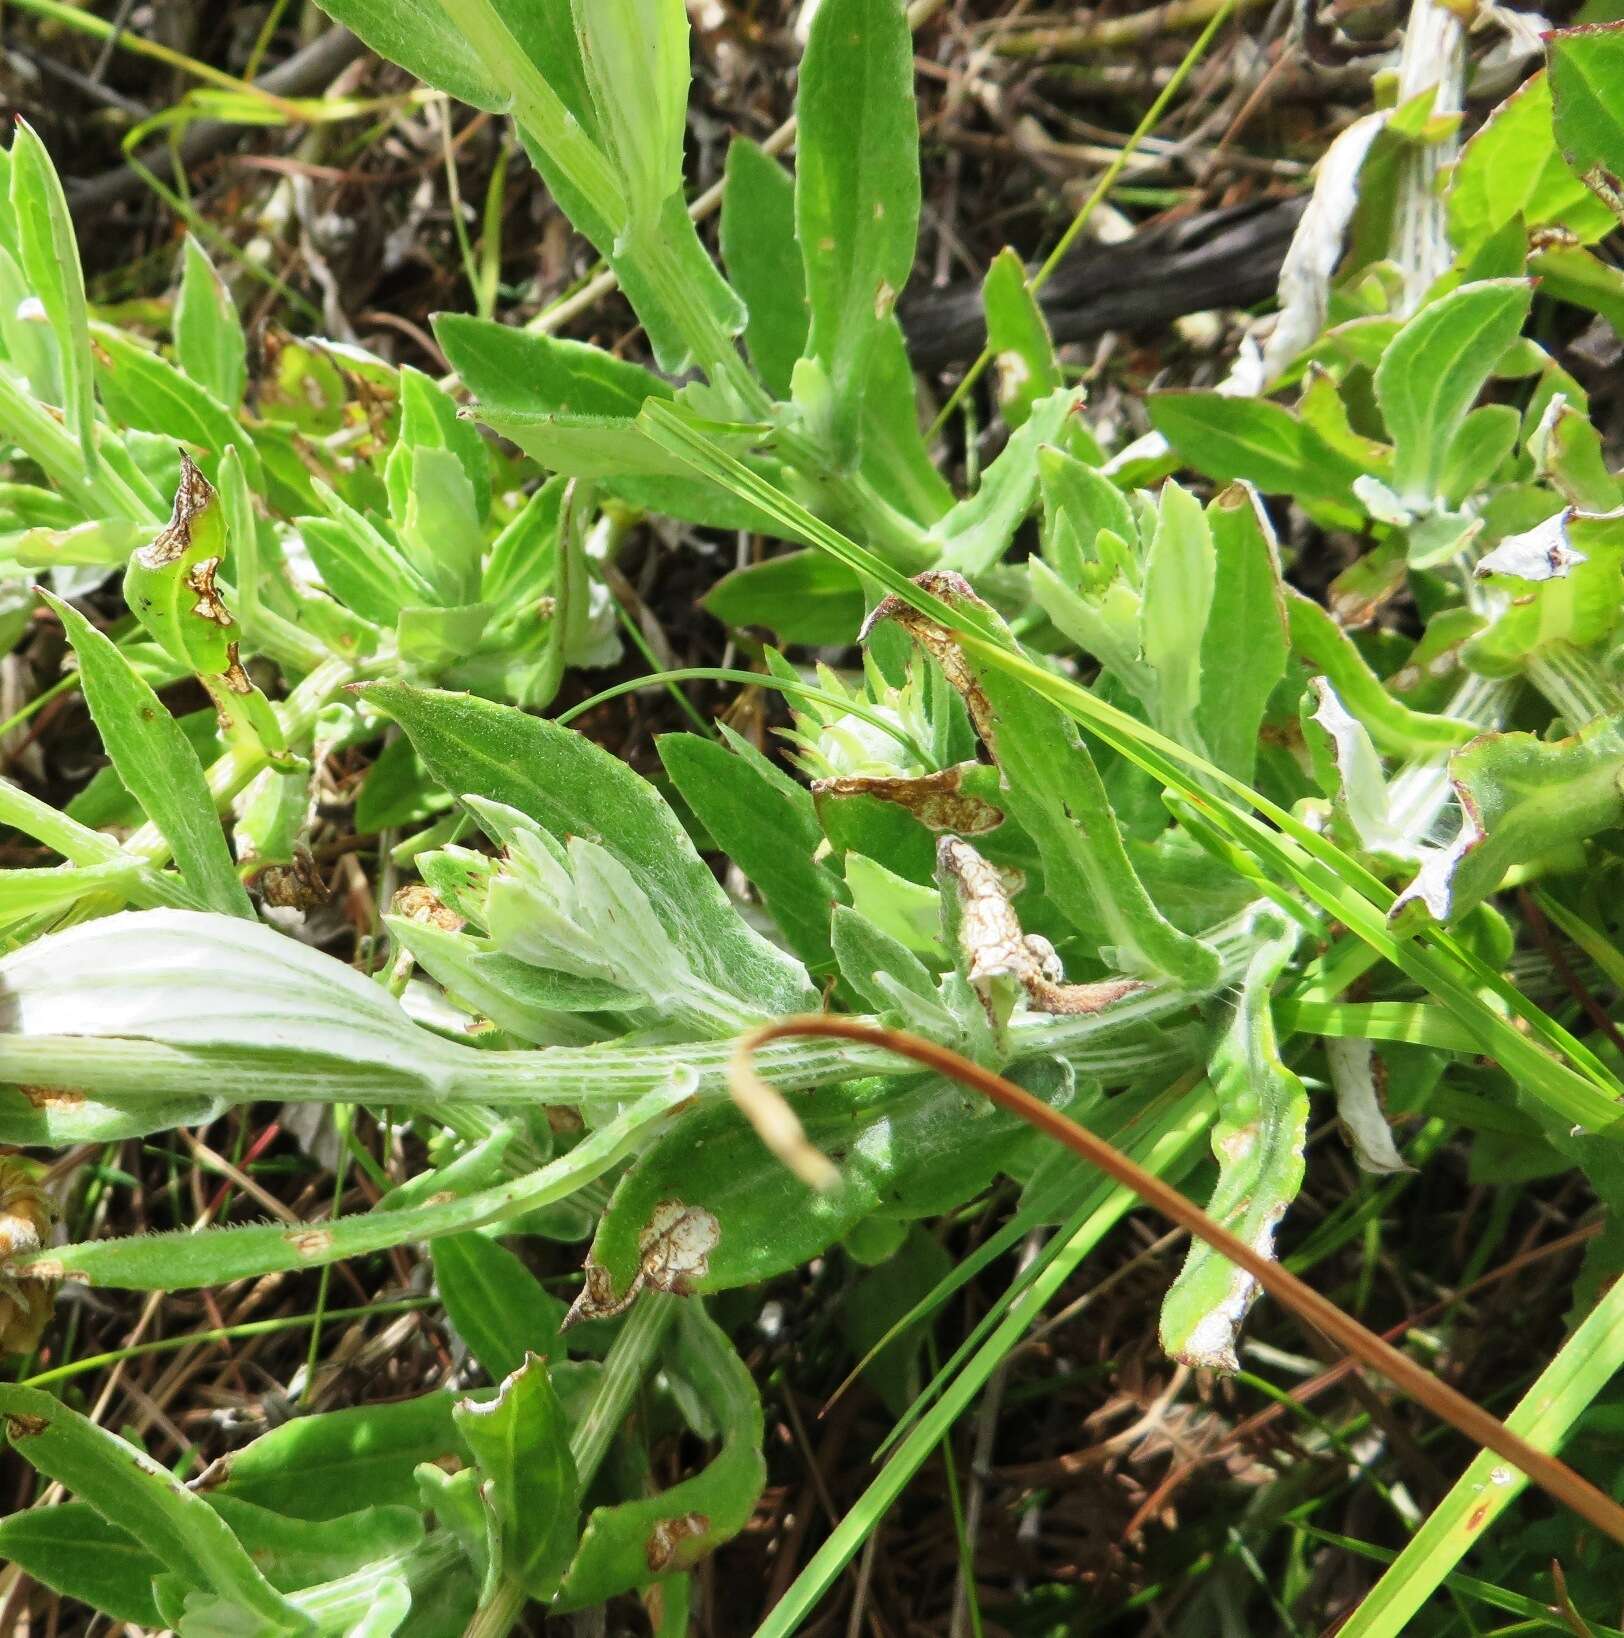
[564,1200,721,1330]
[865,572,1221,988]
[812,762,1004,835]
[555,1304,764,1608]
[937,836,1142,1040]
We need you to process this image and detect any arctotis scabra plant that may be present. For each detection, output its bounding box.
[3,1,1624,1633]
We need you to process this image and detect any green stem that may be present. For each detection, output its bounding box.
[435,0,627,233]
[570,1290,679,1485]
[1526,641,1624,729]
[0,367,156,521]
[0,1012,1196,1119]
[2,0,296,103]
[0,912,1257,1115]
[463,1576,529,1638]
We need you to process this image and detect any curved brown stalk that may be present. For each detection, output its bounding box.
[729,1014,1624,1549]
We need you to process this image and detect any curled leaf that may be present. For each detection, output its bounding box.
[124,454,294,770]
[564,1200,724,1328]
[1392,713,1624,928]
[937,836,1141,1033]
[1323,1038,1414,1176]
[864,571,1221,988]
[1475,508,1591,581]
[1159,921,1307,1371]
[811,763,1003,835]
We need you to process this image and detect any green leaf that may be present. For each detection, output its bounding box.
[43,594,252,919]
[442,312,673,420]
[1466,506,1624,676]
[0,244,61,408]
[702,548,866,646]
[796,0,921,456]
[0,1503,164,1628]
[210,1394,464,1521]
[1530,242,1624,352]
[395,446,485,606]
[1138,480,1214,750]
[468,411,707,484]
[720,138,808,398]
[442,0,744,378]
[454,1354,581,1599]
[1037,441,1137,583]
[935,387,1083,575]
[1147,391,1365,508]
[398,601,491,672]
[1194,485,1289,784]
[206,1496,425,1594]
[482,477,563,609]
[658,731,846,971]
[90,325,263,491]
[572,1063,1105,1314]
[365,683,817,1017]
[868,575,1221,987]
[1286,589,1478,756]
[830,903,948,1024]
[1447,71,1617,259]
[437,313,775,519]
[1394,712,1624,928]
[9,120,94,464]
[0,1384,312,1633]
[390,364,492,523]
[858,316,956,523]
[433,1234,568,1382]
[66,704,219,830]
[982,247,1062,429]
[1547,22,1624,224]
[355,734,453,834]
[570,0,690,233]
[0,901,466,1114]
[310,0,507,108]
[122,457,291,769]
[15,1080,693,1290]
[301,501,435,628]
[555,1305,765,1606]
[1159,923,1308,1369]
[174,234,247,408]
[1437,402,1520,509]
[840,1226,953,1415]
[1375,278,1533,504]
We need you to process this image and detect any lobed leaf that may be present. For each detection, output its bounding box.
[365,683,818,1018]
